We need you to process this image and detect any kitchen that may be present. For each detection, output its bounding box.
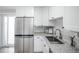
[0,6,79,53]
[34,6,79,53]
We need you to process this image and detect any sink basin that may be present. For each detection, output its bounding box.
[46,36,64,44]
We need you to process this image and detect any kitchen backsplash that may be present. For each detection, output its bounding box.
[34,26,44,33]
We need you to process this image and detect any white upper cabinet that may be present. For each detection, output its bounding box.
[34,6,64,26]
[34,7,43,26]
[49,7,55,19]
[49,6,64,18]
[42,7,49,26]
[16,7,34,17]
[64,7,79,31]
[34,7,49,26]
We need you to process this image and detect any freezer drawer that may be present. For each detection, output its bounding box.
[23,36,34,53]
[15,36,23,53]
[15,35,34,53]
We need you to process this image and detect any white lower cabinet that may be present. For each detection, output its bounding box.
[42,41,49,53]
[34,36,43,53]
[34,36,49,53]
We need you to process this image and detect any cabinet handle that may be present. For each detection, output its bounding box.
[44,44,46,47]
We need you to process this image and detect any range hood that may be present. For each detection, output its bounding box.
[49,16,63,21]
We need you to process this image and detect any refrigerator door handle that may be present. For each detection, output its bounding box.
[15,34,34,36]
[15,35,34,38]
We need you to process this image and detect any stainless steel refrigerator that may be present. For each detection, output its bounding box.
[15,17,34,53]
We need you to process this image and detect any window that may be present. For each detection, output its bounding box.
[4,16,15,46]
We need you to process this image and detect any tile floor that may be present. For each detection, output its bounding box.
[0,45,79,53]
[0,47,14,53]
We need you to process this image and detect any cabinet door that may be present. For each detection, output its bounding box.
[49,6,64,18]
[34,7,42,26]
[49,7,55,19]
[34,37,43,52]
[34,7,49,26]
[43,42,49,53]
[54,6,64,17]
[42,7,49,26]
[41,38,49,53]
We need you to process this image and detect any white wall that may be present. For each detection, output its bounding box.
[64,7,79,31]
[16,6,34,17]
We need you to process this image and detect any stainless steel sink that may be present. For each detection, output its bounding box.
[46,36,64,44]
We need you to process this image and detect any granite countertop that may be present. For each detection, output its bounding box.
[41,36,77,53]
[34,32,54,36]
[50,44,76,53]
[34,33,78,53]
